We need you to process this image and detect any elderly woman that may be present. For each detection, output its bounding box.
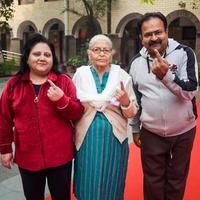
[73,34,138,200]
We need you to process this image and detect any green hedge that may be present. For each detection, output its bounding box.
[0,60,19,76]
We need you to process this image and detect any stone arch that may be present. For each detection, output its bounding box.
[115,13,143,67]
[116,13,142,38]
[42,18,65,63]
[167,10,200,33]
[17,20,37,40]
[42,18,64,37]
[71,16,102,56]
[166,10,200,61]
[72,16,102,39]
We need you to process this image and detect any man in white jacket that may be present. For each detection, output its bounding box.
[129,12,198,200]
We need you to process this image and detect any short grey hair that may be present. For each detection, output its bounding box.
[88,34,113,49]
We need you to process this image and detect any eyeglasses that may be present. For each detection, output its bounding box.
[91,47,112,54]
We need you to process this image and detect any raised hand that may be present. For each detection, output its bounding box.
[115,81,130,107]
[47,80,64,101]
[151,49,169,80]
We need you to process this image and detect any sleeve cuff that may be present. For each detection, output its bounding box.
[0,144,12,154]
[121,101,132,110]
[55,94,70,109]
[161,70,175,84]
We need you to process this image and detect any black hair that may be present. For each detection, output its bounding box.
[17,33,59,75]
[138,12,168,35]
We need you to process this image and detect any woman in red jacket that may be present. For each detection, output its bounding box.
[0,33,84,200]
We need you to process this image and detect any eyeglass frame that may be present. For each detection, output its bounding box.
[90,47,113,55]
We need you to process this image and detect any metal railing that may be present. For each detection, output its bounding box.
[2,50,21,65]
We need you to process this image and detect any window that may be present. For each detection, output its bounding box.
[18,0,35,5]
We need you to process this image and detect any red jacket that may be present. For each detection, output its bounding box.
[0,72,84,171]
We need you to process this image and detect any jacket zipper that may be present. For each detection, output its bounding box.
[34,96,38,103]
[32,84,46,168]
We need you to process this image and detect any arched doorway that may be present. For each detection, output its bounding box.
[0,25,11,51]
[168,18,196,50]
[43,19,64,63]
[121,19,141,68]
[48,23,64,63]
[116,13,142,68]
[72,16,102,55]
[167,10,200,61]
[22,25,36,47]
[17,21,37,52]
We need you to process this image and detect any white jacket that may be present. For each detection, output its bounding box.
[129,39,198,137]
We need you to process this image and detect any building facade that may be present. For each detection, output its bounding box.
[1,0,200,67]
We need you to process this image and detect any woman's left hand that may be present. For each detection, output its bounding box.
[115,81,130,107]
[47,80,64,101]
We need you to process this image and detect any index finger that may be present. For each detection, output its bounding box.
[153,49,162,61]
[120,81,125,91]
[48,80,57,88]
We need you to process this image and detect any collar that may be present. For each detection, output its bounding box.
[21,71,58,82]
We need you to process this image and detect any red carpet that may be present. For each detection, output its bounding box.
[46,101,200,200]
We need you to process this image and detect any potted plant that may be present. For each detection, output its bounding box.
[65,54,88,74]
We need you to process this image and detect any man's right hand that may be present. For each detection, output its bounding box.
[132,133,141,148]
[0,153,13,169]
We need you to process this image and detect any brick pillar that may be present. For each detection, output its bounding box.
[10,38,21,53]
[65,35,76,60]
[109,34,121,64]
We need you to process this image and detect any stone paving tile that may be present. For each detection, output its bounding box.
[0,173,50,199]
[0,165,18,182]
[0,184,11,197]
[0,191,25,200]
[1,175,24,192]
[0,175,25,200]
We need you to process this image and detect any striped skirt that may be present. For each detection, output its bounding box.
[73,112,129,200]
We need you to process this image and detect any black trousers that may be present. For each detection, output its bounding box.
[19,161,72,200]
[140,127,196,200]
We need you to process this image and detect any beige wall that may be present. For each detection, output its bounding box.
[111,0,200,33]
[10,0,64,38]
[8,0,200,36]
[3,0,200,61]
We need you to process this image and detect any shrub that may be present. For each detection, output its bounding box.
[0,60,18,76]
[65,54,88,69]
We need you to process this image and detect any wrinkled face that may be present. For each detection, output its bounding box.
[88,40,113,68]
[141,17,168,57]
[27,42,53,76]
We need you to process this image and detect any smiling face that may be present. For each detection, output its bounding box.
[27,42,53,77]
[141,17,168,57]
[88,40,113,69]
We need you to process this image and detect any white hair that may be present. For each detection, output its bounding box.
[88,34,113,49]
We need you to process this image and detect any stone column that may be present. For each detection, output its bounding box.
[109,34,121,64]
[10,38,21,53]
[65,35,76,60]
